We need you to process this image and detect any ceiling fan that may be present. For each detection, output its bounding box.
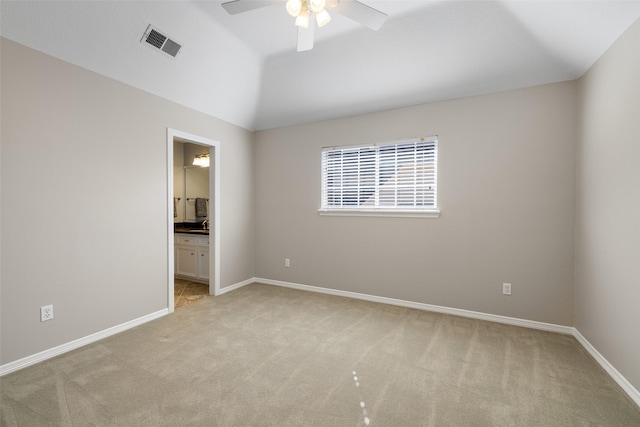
[221,0,388,52]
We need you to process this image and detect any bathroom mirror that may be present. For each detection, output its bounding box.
[184,166,209,221]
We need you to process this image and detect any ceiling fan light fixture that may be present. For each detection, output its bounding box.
[286,0,302,17]
[326,0,339,8]
[316,9,331,27]
[221,0,388,52]
[309,0,326,13]
[295,9,310,29]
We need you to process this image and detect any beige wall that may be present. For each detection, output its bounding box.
[0,38,255,364]
[576,19,640,391]
[4,15,639,395]
[255,81,577,326]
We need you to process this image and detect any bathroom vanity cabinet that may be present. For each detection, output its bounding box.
[175,233,209,282]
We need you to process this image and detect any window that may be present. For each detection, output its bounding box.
[320,137,439,217]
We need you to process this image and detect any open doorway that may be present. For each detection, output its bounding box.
[166,129,220,313]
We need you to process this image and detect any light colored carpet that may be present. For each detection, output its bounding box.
[2,283,639,426]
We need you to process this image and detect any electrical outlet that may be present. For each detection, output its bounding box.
[285,258,290,268]
[502,283,512,296]
[41,304,54,322]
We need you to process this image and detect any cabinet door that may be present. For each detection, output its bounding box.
[198,248,210,281]
[176,246,197,278]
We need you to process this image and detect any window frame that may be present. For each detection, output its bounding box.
[318,137,440,218]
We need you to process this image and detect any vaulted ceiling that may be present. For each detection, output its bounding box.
[2,1,640,131]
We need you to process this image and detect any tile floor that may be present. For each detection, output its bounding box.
[174,279,209,308]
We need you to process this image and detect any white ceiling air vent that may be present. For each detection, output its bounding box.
[141,24,182,58]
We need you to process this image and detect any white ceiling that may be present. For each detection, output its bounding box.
[2,1,640,131]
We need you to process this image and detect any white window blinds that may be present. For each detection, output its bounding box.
[321,137,438,214]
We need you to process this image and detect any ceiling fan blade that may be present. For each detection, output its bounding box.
[221,0,283,15]
[297,19,316,52]
[333,0,388,31]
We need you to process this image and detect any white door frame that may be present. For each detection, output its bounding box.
[167,128,221,312]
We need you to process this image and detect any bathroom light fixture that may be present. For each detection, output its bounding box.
[192,153,210,167]
[287,0,333,28]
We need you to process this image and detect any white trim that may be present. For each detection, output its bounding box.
[211,141,221,297]
[216,277,255,296]
[0,309,168,376]
[318,208,440,218]
[255,278,573,335]
[166,130,175,312]
[167,129,221,304]
[573,328,640,406]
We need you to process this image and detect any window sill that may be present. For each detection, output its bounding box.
[318,208,440,218]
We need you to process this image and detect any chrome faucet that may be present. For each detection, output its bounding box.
[202,220,209,230]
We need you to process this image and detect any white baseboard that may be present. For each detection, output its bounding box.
[255,277,640,407]
[0,308,169,376]
[3,278,638,408]
[216,277,255,296]
[255,278,573,334]
[573,329,640,406]
[0,275,256,376]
